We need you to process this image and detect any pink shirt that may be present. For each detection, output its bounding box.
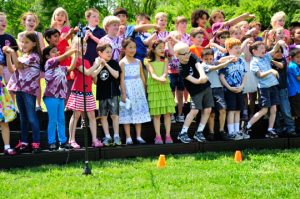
[44,58,68,99]
[7,53,41,96]
[99,35,122,62]
[157,31,169,41]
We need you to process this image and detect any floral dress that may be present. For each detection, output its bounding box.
[0,76,16,122]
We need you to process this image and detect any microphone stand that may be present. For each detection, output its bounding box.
[77,24,91,175]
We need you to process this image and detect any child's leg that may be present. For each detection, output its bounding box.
[176,90,184,116]
[57,98,67,144]
[234,111,241,132]
[15,92,29,143]
[87,111,98,142]
[268,105,277,129]
[227,111,235,134]
[135,123,142,138]
[1,122,10,145]
[101,116,110,137]
[123,124,131,138]
[36,78,42,108]
[249,92,257,117]
[183,109,199,129]
[198,108,211,132]
[164,113,171,137]
[69,111,81,142]
[111,115,119,137]
[219,109,226,131]
[44,97,59,145]
[153,115,161,137]
[248,108,268,126]
[183,89,189,103]
[208,113,215,133]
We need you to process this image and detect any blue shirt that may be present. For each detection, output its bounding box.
[250,53,279,88]
[287,61,300,96]
[219,58,247,88]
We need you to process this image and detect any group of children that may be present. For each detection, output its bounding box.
[0,7,299,155]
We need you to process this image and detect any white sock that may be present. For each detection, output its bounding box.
[180,126,189,134]
[227,124,234,134]
[114,134,119,138]
[22,142,28,145]
[126,137,132,142]
[246,122,252,129]
[234,123,240,132]
[197,123,205,132]
[4,145,10,150]
[268,128,273,131]
[105,134,112,139]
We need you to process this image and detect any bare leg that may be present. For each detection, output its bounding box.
[111,115,119,137]
[208,113,215,133]
[135,123,142,138]
[1,122,10,145]
[164,113,171,137]
[219,109,226,131]
[269,105,277,129]
[100,116,110,137]
[176,90,184,115]
[183,109,199,127]
[123,124,131,138]
[68,111,81,142]
[153,115,161,137]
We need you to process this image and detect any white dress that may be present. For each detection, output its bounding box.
[119,59,151,124]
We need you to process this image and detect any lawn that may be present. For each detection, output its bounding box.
[1,149,300,198]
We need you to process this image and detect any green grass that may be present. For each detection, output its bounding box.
[1,149,300,198]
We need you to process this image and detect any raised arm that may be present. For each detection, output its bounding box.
[224,13,255,27]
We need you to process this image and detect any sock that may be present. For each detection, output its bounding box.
[268,128,273,131]
[4,145,10,150]
[180,126,189,134]
[21,142,28,145]
[234,123,240,132]
[227,124,234,135]
[114,133,120,138]
[136,136,144,141]
[246,122,252,129]
[105,134,112,139]
[126,137,132,142]
[197,123,205,132]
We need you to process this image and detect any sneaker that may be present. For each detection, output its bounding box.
[287,131,297,137]
[206,133,215,141]
[48,143,57,151]
[3,148,16,156]
[35,106,43,112]
[126,137,133,145]
[176,115,185,123]
[242,131,251,139]
[15,141,30,153]
[193,131,206,142]
[69,141,80,149]
[171,114,176,123]
[177,132,192,143]
[31,143,41,153]
[58,142,71,151]
[136,137,146,144]
[165,136,173,144]
[233,132,244,140]
[113,136,122,146]
[154,135,163,144]
[92,139,104,148]
[102,137,113,146]
[227,134,236,140]
[219,131,230,141]
[265,129,278,138]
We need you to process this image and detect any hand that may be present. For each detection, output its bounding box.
[73,26,79,34]
[277,40,286,47]
[85,30,92,38]
[121,95,126,103]
[154,25,160,32]
[228,56,238,63]
[159,76,167,83]
[229,87,239,93]
[271,69,279,78]
[99,58,106,66]
[2,46,14,54]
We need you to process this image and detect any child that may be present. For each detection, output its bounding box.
[209,29,229,62]
[175,16,192,46]
[287,49,300,132]
[83,8,106,66]
[243,40,286,138]
[119,38,151,145]
[66,37,103,149]
[0,48,17,155]
[113,7,128,40]
[42,45,78,151]
[190,9,212,47]
[271,11,290,42]
[219,38,248,140]
[249,21,263,42]
[289,24,300,50]
[6,32,42,153]
[189,28,204,58]
[174,42,213,143]
[145,40,176,144]
[155,12,169,41]
[271,46,296,135]
[99,16,122,62]
[236,21,250,38]
[18,12,45,111]
[202,48,235,140]
[229,25,242,41]
[94,43,122,146]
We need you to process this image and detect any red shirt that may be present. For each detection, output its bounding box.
[201,28,212,47]
[71,58,93,92]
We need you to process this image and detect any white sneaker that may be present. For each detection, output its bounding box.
[242,132,250,139]
[233,132,244,140]
[176,115,185,123]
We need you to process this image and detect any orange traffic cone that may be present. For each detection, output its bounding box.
[234,150,242,163]
[157,154,166,168]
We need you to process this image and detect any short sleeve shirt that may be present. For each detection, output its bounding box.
[0,34,18,65]
[99,35,122,62]
[203,62,223,88]
[287,61,300,97]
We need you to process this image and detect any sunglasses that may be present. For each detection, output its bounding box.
[220,35,230,39]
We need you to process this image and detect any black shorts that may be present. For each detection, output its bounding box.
[290,93,300,117]
[258,86,280,108]
[190,87,214,110]
[98,96,119,117]
[168,73,185,92]
[212,87,227,110]
[224,90,244,111]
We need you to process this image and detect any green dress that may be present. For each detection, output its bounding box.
[146,60,175,116]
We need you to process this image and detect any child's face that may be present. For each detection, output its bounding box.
[137,17,149,25]
[191,33,204,46]
[202,54,214,65]
[275,18,285,28]
[49,47,59,58]
[293,53,300,65]
[231,30,242,40]
[175,47,191,64]
[55,12,66,25]
[197,15,207,28]
[217,33,230,45]
[214,13,224,23]
[47,32,60,46]
[293,28,300,43]
[241,23,249,35]
[253,44,266,58]
[177,21,187,32]
[0,15,7,32]
[228,45,241,57]
[252,25,261,37]
[106,22,120,36]
[99,47,112,61]
[157,17,167,29]
[25,15,37,31]
[87,12,99,27]
[117,14,127,26]
[154,43,165,57]
[275,30,285,40]
[118,25,126,36]
[273,49,283,59]
[125,41,136,57]
[22,37,36,53]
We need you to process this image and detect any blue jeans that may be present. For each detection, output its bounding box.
[276,88,295,132]
[16,91,40,143]
[44,97,67,145]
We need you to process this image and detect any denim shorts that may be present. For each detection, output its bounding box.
[99,96,119,117]
[212,87,227,110]
[168,73,185,92]
[258,86,280,108]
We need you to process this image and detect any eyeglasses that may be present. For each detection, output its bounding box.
[220,35,230,39]
[178,51,191,56]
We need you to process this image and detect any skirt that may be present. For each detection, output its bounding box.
[66,91,96,112]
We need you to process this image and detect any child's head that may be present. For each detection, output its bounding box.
[155,12,168,30]
[190,28,204,47]
[249,41,266,57]
[271,45,284,59]
[44,28,60,45]
[85,8,99,27]
[191,9,209,28]
[209,10,225,25]
[176,16,188,33]
[0,12,7,32]
[271,11,286,28]
[21,12,39,31]
[274,27,285,41]
[148,40,165,62]
[22,32,42,55]
[168,31,180,46]
[96,42,112,61]
[121,37,136,58]
[174,42,190,64]
[51,7,69,27]
[229,25,242,40]
[225,38,241,57]
[215,29,230,45]
[201,48,214,64]
[249,21,261,38]
[113,7,128,26]
[136,13,150,25]
[289,48,300,64]
[41,45,58,71]
[72,36,87,55]
[290,26,300,44]
[102,16,120,36]
[236,21,249,36]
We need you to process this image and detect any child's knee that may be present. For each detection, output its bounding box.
[190,109,199,116]
[203,108,211,115]
[219,109,226,116]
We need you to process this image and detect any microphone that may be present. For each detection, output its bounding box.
[77,22,84,38]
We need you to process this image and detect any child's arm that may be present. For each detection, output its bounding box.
[198,27,213,40]
[77,60,100,76]
[209,42,227,53]
[67,50,78,72]
[219,74,239,93]
[62,27,79,41]
[256,69,279,79]
[119,61,126,102]
[269,40,286,56]
[57,48,77,63]
[223,13,255,27]
[271,60,284,69]
[85,29,100,43]
[92,76,98,84]
[195,62,208,84]
[134,24,159,33]
[145,61,166,83]
[241,38,253,62]
[139,61,146,89]
[103,61,119,79]
[3,46,19,71]
[143,33,157,46]
[206,57,236,71]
